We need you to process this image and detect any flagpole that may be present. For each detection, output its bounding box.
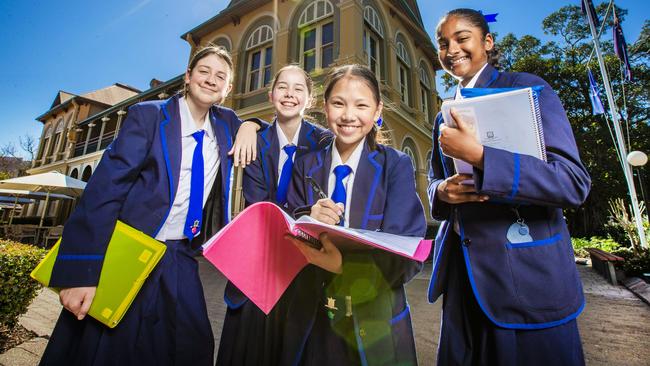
[583,0,648,248]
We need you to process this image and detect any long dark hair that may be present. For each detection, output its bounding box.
[323,64,386,151]
[436,8,499,67]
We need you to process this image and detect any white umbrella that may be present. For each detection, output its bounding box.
[0,189,73,225]
[0,172,86,227]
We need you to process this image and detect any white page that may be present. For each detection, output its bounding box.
[295,215,422,257]
[440,88,545,174]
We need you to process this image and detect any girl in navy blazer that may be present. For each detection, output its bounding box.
[283,64,427,366]
[428,9,591,366]
[216,65,330,366]
[40,45,266,366]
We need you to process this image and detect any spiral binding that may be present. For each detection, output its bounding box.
[530,89,547,162]
[294,228,322,249]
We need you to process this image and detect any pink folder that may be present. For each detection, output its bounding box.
[202,202,432,314]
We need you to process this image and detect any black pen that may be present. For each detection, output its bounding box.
[306,176,345,225]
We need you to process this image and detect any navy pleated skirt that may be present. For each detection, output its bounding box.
[40,239,214,366]
[216,266,322,366]
[437,234,585,366]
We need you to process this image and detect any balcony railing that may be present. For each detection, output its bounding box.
[99,134,114,150]
[73,143,85,158]
[86,136,99,153]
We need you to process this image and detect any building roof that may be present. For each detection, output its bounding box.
[81,83,140,106]
[38,84,141,123]
[398,0,424,28]
[75,75,184,127]
[180,0,269,43]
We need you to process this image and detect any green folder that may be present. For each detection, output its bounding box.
[30,221,166,328]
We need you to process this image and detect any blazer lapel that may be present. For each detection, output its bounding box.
[474,63,499,88]
[160,95,182,207]
[350,144,383,230]
[264,124,280,192]
[306,145,331,206]
[297,119,318,153]
[210,107,234,224]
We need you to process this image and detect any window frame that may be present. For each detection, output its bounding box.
[298,0,335,73]
[396,39,412,106]
[245,25,274,92]
[300,20,334,73]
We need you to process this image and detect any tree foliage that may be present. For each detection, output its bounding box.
[503,5,649,237]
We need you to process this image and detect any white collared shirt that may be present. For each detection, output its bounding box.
[276,121,302,185]
[155,97,220,241]
[327,137,366,228]
[454,62,489,100]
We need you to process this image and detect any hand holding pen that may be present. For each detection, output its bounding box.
[306,176,345,226]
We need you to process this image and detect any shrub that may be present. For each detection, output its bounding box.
[571,236,621,258]
[607,198,649,256]
[0,240,46,328]
[612,247,650,278]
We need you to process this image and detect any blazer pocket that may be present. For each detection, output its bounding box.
[505,233,575,312]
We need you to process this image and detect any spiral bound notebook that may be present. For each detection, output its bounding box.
[441,86,546,176]
[30,221,166,328]
[202,202,431,314]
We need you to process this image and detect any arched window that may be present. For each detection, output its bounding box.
[419,62,432,122]
[402,137,419,173]
[245,25,274,92]
[212,36,232,51]
[81,165,93,182]
[396,36,412,106]
[69,168,79,179]
[45,121,60,161]
[363,6,384,78]
[403,146,416,172]
[298,0,335,73]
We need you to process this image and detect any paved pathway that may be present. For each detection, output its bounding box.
[2,262,649,365]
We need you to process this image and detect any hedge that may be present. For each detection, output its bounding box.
[0,240,46,328]
[571,236,621,258]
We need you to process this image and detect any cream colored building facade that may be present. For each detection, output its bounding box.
[29,0,440,224]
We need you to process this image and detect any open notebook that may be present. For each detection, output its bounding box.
[202,202,431,314]
[30,221,166,328]
[441,86,547,176]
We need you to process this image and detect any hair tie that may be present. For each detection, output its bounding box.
[480,11,498,23]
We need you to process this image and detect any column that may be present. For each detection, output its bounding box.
[96,117,109,152]
[114,110,127,138]
[82,123,95,155]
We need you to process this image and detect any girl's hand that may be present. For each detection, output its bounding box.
[59,287,96,320]
[439,109,484,169]
[229,121,260,167]
[286,233,342,274]
[437,174,489,204]
[310,198,344,225]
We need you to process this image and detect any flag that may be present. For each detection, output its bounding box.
[613,10,632,81]
[587,69,605,115]
[580,0,599,28]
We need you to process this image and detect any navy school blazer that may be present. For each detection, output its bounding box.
[242,118,330,205]
[427,64,591,329]
[49,94,262,288]
[284,142,427,365]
